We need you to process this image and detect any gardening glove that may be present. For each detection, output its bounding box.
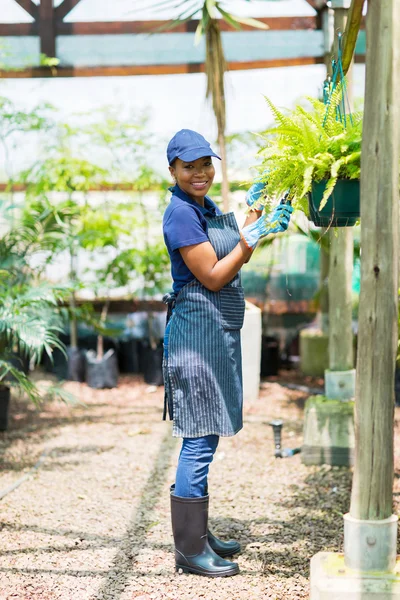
[241,201,293,250]
[245,177,267,213]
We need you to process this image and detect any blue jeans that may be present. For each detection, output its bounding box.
[175,435,219,497]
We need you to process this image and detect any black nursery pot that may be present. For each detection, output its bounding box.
[85,349,119,389]
[0,386,11,431]
[308,179,360,227]
[142,341,164,386]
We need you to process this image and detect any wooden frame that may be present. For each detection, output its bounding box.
[0,16,318,36]
[0,56,366,79]
[0,0,364,78]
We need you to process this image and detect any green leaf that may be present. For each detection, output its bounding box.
[230,16,269,29]
[205,0,216,18]
[216,6,241,29]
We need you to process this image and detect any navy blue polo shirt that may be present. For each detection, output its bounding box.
[163,185,222,293]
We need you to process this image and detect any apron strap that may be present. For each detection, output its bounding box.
[162,292,177,421]
[163,292,176,326]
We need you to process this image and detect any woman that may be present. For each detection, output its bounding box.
[162,129,292,577]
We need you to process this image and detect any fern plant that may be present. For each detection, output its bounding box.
[257,89,362,214]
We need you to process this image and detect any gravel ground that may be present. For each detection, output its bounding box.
[1,370,400,600]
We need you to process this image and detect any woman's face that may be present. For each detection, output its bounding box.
[169,157,215,202]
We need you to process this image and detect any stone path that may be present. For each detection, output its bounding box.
[0,372,391,600]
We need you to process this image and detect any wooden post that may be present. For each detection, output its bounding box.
[328,1,354,374]
[319,244,329,334]
[39,0,56,58]
[328,228,353,371]
[341,0,366,75]
[349,0,400,522]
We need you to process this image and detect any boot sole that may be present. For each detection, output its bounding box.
[176,564,239,578]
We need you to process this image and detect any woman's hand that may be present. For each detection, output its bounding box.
[245,179,266,213]
[240,202,293,250]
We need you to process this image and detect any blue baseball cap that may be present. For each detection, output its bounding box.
[167,129,221,165]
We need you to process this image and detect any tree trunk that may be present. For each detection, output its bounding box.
[69,247,78,349]
[205,19,229,213]
[96,299,110,360]
[218,130,229,213]
[350,0,400,521]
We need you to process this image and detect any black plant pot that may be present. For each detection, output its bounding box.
[118,338,140,374]
[0,386,11,431]
[85,349,119,389]
[260,336,280,377]
[142,341,164,386]
[67,347,86,382]
[309,179,360,227]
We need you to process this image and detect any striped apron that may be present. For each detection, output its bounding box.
[163,212,245,438]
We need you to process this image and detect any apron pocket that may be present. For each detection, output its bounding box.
[219,286,245,330]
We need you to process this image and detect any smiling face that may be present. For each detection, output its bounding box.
[169,157,215,204]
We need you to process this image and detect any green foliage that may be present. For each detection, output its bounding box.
[257,90,362,214]
[0,283,67,365]
[145,0,268,38]
[80,106,152,180]
[0,96,53,140]
[0,199,73,405]
[21,154,108,195]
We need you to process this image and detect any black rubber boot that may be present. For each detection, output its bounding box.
[170,492,239,577]
[207,529,241,558]
[170,484,240,558]
[204,484,241,557]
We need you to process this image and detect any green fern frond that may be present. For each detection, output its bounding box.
[257,92,362,213]
[319,177,337,210]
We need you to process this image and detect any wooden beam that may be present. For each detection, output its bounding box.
[0,15,366,37]
[342,0,366,75]
[38,0,56,57]
[13,0,38,20]
[55,0,83,21]
[0,23,38,35]
[0,56,330,78]
[54,16,318,35]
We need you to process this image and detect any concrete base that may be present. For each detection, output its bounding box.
[241,301,262,402]
[325,369,356,401]
[300,328,329,377]
[344,514,398,572]
[302,396,355,466]
[311,552,400,599]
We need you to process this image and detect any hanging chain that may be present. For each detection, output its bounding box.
[322,32,353,129]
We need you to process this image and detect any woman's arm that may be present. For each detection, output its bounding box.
[179,238,251,293]
[179,211,263,292]
[242,210,262,263]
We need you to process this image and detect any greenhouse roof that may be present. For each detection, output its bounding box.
[0,0,365,77]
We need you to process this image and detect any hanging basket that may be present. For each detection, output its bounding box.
[308,179,360,227]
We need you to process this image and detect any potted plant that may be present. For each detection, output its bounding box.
[257,88,362,227]
[78,203,133,389]
[20,126,109,381]
[0,197,75,429]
